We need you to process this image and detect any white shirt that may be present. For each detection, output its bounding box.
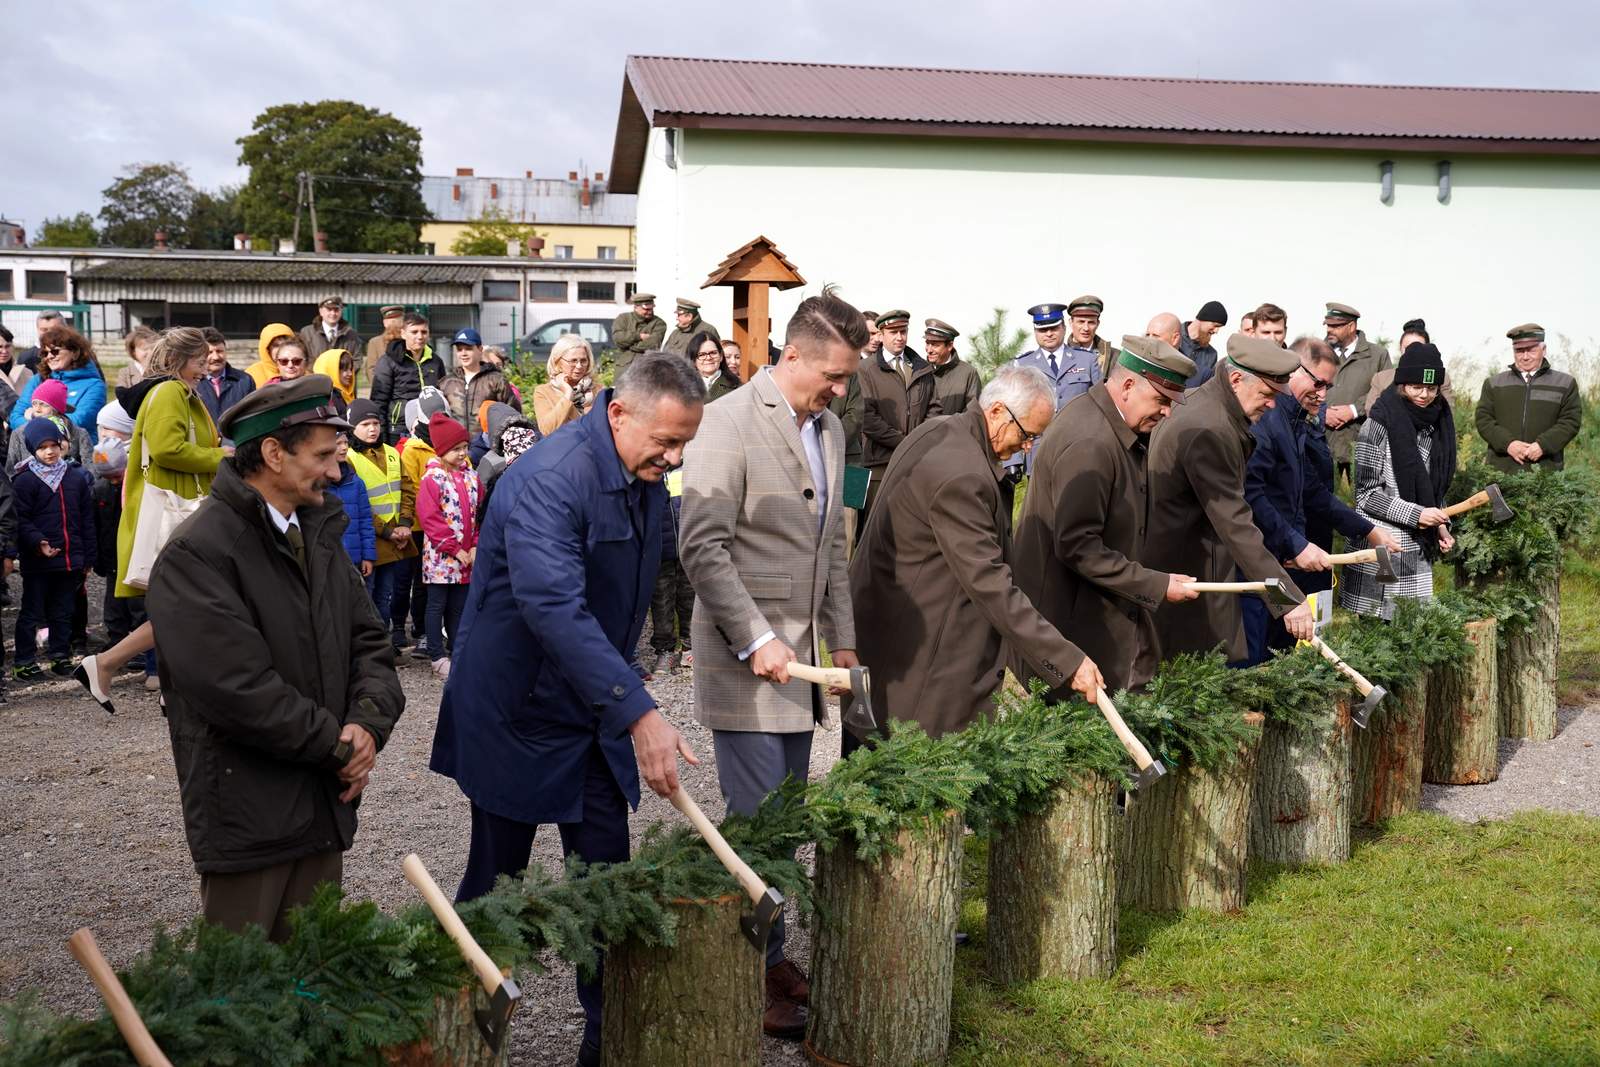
[265,501,300,535]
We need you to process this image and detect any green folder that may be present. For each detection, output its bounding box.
[842,465,871,510]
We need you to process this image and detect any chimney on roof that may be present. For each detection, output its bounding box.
[525,170,532,179]
[233,233,248,251]
[452,184,461,201]
[580,176,591,208]
[278,238,296,254]
[568,171,578,182]
[152,229,169,252]
[490,182,499,199]
[594,171,603,182]
[526,236,544,259]
[456,167,474,177]
[314,231,328,254]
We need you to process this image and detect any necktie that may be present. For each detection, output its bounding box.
[211,375,222,397]
[1048,351,1059,376]
[898,356,912,385]
[283,523,307,573]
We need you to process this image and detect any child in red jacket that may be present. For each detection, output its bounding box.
[415,412,479,680]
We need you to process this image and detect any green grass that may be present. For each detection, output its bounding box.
[949,813,1600,1066]
[1557,549,1600,706]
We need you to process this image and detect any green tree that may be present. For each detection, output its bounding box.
[967,307,1031,383]
[186,184,246,250]
[34,212,100,247]
[450,206,536,256]
[237,101,429,253]
[99,162,196,247]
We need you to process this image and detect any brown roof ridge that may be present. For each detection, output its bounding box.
[625,54,1600,99]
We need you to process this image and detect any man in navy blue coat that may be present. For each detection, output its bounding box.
[429,352,705,1066]
[1242,337,1400,665]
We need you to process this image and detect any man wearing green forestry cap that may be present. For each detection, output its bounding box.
[1321,301,1392,483]
[146,375,405,941]
[1145,335,1313,665]
[1014,335,1201,693]
[1475,322,1583,472]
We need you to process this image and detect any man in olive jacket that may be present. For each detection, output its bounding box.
[612,293,666,376]
[1013,337,1199,694]
[1145,335,1314,664]
[1321,302,1392,479]
[1476,322,1583,473]
[146,376,405,941]
[858,309,939,513]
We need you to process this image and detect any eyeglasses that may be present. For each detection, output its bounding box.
[1298,364,1333,391]
[277,357,306,367]
[1002,403,1044,446]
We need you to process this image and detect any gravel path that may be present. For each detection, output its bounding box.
[0,575,1594,1065]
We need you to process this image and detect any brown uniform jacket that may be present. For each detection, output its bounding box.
[663,317,721,357]
[612,311,667,376]
[1145,373,1301,662]
[858,347,940,471]
[1325,332,1392,464]
[853,406,1080,738]
[299,319,363,364]
[929,354,982,415]
[1013,385,1170,694]
[364,332,400,386]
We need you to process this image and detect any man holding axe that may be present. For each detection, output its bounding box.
[851,365,1103,740]
[1146,334,1315,663]
[1241,337,1402,665]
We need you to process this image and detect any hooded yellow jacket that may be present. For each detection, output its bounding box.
[313,349,358,404]
[248,323,294,388]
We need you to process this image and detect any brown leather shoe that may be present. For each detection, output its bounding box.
[762,996,807,1040]
[766,958,810,1005]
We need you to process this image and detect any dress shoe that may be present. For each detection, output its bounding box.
[575,1036,600,1067]
[766,958,810,1005]
[762,997,807,1041]
[72,654,116,713]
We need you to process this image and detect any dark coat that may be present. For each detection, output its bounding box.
[298,318,363,363]
[611,311,667,375]
[329,461,377,566]
[370,340,445,444]
[0,465,14,562]
[827,372,865,464]
[663,317,721,357]
[144,461,405,874]
[197,365,256,428]
[13,462,95,574]
[704,371,740,403]
[929,354,982,415]
[1325,332,1392,464]
[429,391,663,824]
[91,474,120,577]
[445,364,521,429]
[1475,361,1583,473]
[1246,399,1374,567]
[1146,373,1302,662]
[1013,386,1170,694]
[853,406,1082,738]
[858,348,940,471]
[1178,324,1218,388]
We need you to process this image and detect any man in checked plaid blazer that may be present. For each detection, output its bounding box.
[678,290,867,1040]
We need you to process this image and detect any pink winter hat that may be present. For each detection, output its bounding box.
[32,379,74,415]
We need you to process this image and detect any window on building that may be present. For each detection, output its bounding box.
[597,246,617,261]
[577,281,616,302]
[483,279,520,301]
[531,281,567,302]
[25,270,67,299]
[554,245,574,260]
[418,242,436,255]
[0,269,12,299]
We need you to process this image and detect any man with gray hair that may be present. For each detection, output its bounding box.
[851,363,1102,743]
[19,309,66,372]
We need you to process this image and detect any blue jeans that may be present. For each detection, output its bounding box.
[371,559,408,644]
[425,583,468,660]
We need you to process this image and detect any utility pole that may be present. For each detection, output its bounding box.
[291,171,306,251]
[306,173,320,251]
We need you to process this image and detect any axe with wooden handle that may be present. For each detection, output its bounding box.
[1444,483,1515,524]
[1307,635,1386,729]
[1324,545,1401,583]
[1183,578,1305,608]
[403,854,521,1054]
[67,928,173,1067]
[786,661,877,734]
[1093,689,1165,790]
[669,788,785,954]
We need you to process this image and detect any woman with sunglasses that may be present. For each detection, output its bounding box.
[268,339,311,384]
[9,325,107,444]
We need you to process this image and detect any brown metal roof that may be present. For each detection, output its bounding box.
[74,257,487,285]
[610,56,1600,190]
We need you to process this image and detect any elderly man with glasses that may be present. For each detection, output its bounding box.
[1239,336,1401,666]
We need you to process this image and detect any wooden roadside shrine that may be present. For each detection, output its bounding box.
[701,235,807,383]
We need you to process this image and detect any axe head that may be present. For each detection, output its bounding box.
[1485,483,1515,524]
[1352,685,1388,730]
[1373,544,1398,584]
[1134,760,1167,791]
[841,665,877,734]
[738,886,785,952]
[1262,578,1305,608]
[473,976,521,1053]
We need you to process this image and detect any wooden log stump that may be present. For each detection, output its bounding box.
[600,894,763,1067]
[1250,700,1353,867]
[1499,575,1560,741]
[1425,618,1500,784]
[1120,714,1265,913]
[383,985,511,1067]
[805,811,964,1067]
[986,774,1119,984]
[1351,678,1428,826]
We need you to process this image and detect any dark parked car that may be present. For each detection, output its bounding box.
[516,318,613,367]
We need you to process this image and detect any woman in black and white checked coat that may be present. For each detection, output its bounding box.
[1339,342,1458,618]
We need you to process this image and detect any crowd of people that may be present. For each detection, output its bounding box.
[1,284,1581,1067]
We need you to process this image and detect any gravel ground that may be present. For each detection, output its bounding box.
[0,573,1594,1065]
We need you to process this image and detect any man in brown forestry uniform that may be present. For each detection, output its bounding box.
[1321,301,1392,482]
[852,365,1101,739]
[364,305,404,387]
[923,317,981,415]
[662,296,721,356]
[1145,334,1315,664]
[1475,322,1583,473]
[857,309,940,514]
[1013,336,1199,695]
[611,292,667,376]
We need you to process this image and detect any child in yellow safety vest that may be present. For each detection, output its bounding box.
[346,399,413,638]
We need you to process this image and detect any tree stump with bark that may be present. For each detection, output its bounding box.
[986,774,1119,984]
[1250,700,1353,867]
[1425,618,1500,784]
[805,811,964,1067]
[1120,713,1265,913]
[1351,678,1428,826]
[1499,575,1560,741]
[383,985,511,1067]
[601,894,763,1067]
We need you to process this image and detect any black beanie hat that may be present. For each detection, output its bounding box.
[1196,300,1228,326]
[1394,342,1446,386]
[347,398,381,427]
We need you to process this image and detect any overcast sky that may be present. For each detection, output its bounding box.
[7,0,1595,237]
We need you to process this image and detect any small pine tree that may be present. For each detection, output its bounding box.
[966,307,1031,383]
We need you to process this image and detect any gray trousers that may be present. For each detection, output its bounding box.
[200,850,343,943]
[711,729,813,967]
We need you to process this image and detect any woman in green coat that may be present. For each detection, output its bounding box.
[75,327,230,712]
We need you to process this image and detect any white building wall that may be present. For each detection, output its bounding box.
[635,128,1600,386]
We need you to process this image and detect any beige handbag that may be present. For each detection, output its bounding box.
[123,384,206,589]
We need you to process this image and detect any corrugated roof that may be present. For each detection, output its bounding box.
[75,258,487,285]
[610,56,1600,190]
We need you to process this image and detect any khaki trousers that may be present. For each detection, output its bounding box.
[200,850,343,942]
